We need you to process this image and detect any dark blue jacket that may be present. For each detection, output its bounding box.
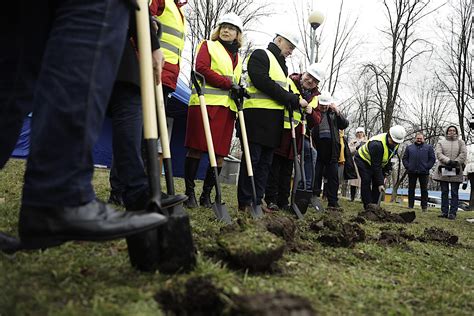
[402,143,436,174]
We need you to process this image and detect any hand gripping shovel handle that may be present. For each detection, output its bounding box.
[234,92,263,219]
[190,71,231,224]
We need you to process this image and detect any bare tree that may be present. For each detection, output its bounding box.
[364,0,441,132]
[435,0,473,141]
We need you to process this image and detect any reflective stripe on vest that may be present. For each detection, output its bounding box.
[243,49,288,110]
[155,0,186,65]
[358,133,398,166]
[188,40,242,112]
[282,78,301,128]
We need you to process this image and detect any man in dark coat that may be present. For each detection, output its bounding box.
[311,92,349,208]
[402,132,435,211]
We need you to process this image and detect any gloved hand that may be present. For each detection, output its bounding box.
[462,182,468,190]
[305,105,313,114]
[378,185,385,193]
[230,83,242,100]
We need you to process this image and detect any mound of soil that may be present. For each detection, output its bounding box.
[217,227,286,272]
[310,215,366,248]
[230,290,316,316]
[377,227,415,247]
[155,276,226,316]
[358,204,416,223]
[419,227,459,245]
[260,214,296,242]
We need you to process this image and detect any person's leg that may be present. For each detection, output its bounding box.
[350,185,357,201]
[469,173,474,211]
[326,162,340,207]
[419,174,429,210]
[238,142,263,208]
[355,157,372,208]
[407,173,416,208]
[277,158,293,209]
[440,181,449,216]
[108,157,125,205]
[184,149,201,208]
[302,138,314,190]
[264,154,282,207]
[313,160,324,197]
[448,182,460,218]
[199,156,224,208]
[18,0,167,248]
[254,145,274,205]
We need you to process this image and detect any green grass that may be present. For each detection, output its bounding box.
[1,159,473,315]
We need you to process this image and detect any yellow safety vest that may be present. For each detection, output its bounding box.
[243,49,288,111]
[188,40,243,112]
[282,81,319,129]
[155,0,186,65]
[358,133,398,166]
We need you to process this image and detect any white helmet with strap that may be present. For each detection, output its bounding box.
[307,63,325,82]
[389,125,407,143]
[275,30,300,48]
[218,12,243,33]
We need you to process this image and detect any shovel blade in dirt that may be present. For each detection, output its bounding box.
[212,202,231,224]
[290,203,304,219]
[295,189,312,214]
[156,204,196,273]
[310,195,325,212]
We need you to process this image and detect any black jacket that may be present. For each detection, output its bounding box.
[243,42,300,148]
[311,109,349,163]
[402,143,435,174]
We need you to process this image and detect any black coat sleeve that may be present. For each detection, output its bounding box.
[368,140,385,186]
[247,49,299,108]
[335,112,349,130]
[129,11,160,51]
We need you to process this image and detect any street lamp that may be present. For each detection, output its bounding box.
[308,10,324,63]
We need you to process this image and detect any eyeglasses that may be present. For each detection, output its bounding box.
[221,24,238,31]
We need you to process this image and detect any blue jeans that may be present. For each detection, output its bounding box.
[238,142,274,206]
[1,0,130,207]
[440,182,460,216]
[108,82,148,208]
[301,138,317,190]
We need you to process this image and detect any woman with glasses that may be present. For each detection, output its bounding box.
[184,13,244,209]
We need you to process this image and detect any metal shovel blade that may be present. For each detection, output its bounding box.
[250,202,264,219]
[310,195,325,212]
[212,202,231,224]
[290,203,304,219]
[295,189,313,214]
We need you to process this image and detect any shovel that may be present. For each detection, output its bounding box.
[232,89,263,219]
[309,131,325,212]
[126,0,163,271]
[288,106,304,219]
[190,71,231,224]
[154,82,196,273]
[294,111,312,214]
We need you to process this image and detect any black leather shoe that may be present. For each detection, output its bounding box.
[0,232,21,254]
[184,192,198,208]
[199,193,212,208]
[18,200,168,250]
[107,192,124,206]
[162,192,188,209]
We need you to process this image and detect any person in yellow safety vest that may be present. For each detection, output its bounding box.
[183,13,244,208]
[237,30,309,213]
[354,125,407,209]
[150,0,186,153]
[264,64,323,212]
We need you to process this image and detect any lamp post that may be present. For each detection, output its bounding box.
[308,10,325,63]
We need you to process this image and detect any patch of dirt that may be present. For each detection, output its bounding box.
[155,276,226,316]
[353,250,376,261]
[260,213,296,242]
[217,226,286,272]
[358,204,416,223]
[419,227,459,245]
[229,290,316,316]
[326,206,344,213]
[309,215,366,248]
[377,227,415,248]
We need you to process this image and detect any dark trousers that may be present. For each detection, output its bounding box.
[238,142,274,206]
[108,82,148,208]
[408,173,429,209]
[0,0,129,207]
[301,138,317,190]
[265,154,293,208]
[440,181,460,216]
[355,156,381,207]
[469,173,474,210]
[313,160,339,206]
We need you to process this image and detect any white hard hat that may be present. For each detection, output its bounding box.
[218,12,243,33]
[275,30,300,48]
[306,63,325,82]
[318,91,332,105]
[389,125,407,143]
[355,127,365,134]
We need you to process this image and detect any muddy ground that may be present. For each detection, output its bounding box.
[309,213,366,248]
[358,204,416,223]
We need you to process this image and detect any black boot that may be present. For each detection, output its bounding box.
[200,166,215,208]
[184,157,200,208]
[350,186,357,201]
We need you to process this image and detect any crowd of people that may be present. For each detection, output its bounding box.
[0,0,470,265]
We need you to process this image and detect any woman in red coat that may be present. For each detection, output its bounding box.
[184,13,244,208]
